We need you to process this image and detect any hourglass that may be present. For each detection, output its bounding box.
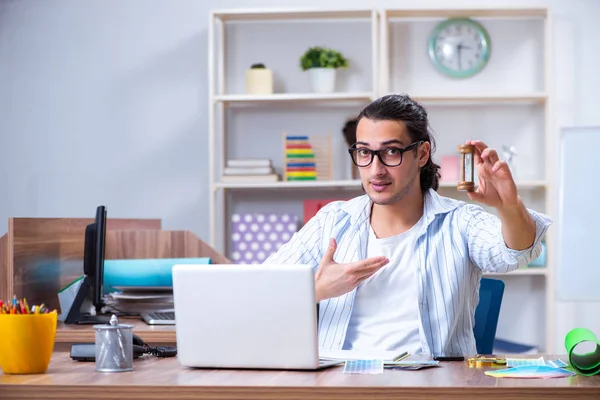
[457,144,475,192]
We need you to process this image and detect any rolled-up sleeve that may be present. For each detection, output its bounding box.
[459,204,553,273]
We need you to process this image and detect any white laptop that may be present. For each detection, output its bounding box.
[171,263,342,370]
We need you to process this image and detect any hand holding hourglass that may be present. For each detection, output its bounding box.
[458,140,520,210]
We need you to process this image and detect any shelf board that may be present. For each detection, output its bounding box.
[216,179,547,190]
[484,268,547,277]
[386,7,548,19]
[404,94,547,105]
[212,8,374,21]
[213,92,374,104]
[216,179,362,190]
[213,93,545,105]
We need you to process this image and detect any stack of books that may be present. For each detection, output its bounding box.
[103,287,174,315]
[222,158,279,182]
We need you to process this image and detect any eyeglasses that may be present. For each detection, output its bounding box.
[348,141,424,167]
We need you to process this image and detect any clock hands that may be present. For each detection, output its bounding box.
[456,43,473,70]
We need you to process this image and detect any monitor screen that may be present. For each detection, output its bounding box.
[63,205,109,324]
[83,205,107,313]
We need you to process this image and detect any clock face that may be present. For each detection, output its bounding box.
[428,18,491,78]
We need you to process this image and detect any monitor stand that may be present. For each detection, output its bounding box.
[75,313,111,325]
[59,275,110,325]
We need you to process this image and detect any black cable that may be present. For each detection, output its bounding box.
[143,343,177,358]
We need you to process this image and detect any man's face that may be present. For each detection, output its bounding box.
[354,118,429,206]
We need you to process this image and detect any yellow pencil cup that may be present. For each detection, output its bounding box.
[0,311,57,374]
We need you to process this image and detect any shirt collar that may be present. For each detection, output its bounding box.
[341,188,461,228]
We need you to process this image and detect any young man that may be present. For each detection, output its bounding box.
[263,94,552,356]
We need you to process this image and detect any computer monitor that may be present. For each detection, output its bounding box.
[63,205,110,325]
[85,205,107,314]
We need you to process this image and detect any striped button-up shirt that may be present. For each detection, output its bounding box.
[263,189,552,355]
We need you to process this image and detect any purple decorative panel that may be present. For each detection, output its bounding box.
[230,213,299,264]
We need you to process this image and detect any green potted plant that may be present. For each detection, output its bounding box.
[245,63,273,95]
[299,46,349,93]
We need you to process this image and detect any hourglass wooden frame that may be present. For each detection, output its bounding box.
[457,144,475,192]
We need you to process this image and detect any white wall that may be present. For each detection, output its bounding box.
[1,0,599,352]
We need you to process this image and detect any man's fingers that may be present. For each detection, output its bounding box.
[467,190,484,203]
[469,140,488,153]
[324,238,337,262]
[354,259,390,283]
[491,160,509,173]
[350,256,389,273]
[470,143,484,165]
[481,148,499,165]
[467,140,487,166]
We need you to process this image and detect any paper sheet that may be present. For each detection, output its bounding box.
[57,276,84,322]
[485,366,576,379]
[507,357,568,368]
[319,348,406,362]
[506,357,546,367]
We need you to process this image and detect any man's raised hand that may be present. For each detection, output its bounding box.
[315,238,389,302]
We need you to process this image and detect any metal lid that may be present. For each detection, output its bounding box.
[93,314,134,330]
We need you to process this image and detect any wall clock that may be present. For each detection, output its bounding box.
[428,18,491,78]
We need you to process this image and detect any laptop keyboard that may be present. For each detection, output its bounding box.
[147,311,175,320]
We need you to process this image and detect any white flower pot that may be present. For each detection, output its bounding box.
[308,68,336,93]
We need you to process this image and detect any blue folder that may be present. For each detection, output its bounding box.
[103,257,211,291]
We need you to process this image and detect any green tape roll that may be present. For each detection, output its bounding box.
[565,328,600,376]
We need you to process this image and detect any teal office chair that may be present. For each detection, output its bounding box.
[473,278,505,355]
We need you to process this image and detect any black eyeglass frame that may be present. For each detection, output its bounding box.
[348,140,424,167]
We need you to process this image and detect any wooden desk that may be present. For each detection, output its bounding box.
[55,318,176,345]
[1,352,599,400]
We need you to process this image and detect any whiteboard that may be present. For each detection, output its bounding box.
[557,126,600,301]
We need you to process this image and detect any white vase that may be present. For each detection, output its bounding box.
[308,68,336,93]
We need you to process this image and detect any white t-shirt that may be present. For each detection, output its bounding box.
[343,216,424,353]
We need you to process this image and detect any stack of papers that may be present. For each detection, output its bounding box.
[103,287,174,314]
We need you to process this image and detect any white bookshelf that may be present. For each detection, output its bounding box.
[208,6,555,352]
[380,6,554,353]
[208,7,380,252]
[215,92,546,105]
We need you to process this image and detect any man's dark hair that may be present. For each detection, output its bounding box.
[342,117,358,147]
[356,93,441,192]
